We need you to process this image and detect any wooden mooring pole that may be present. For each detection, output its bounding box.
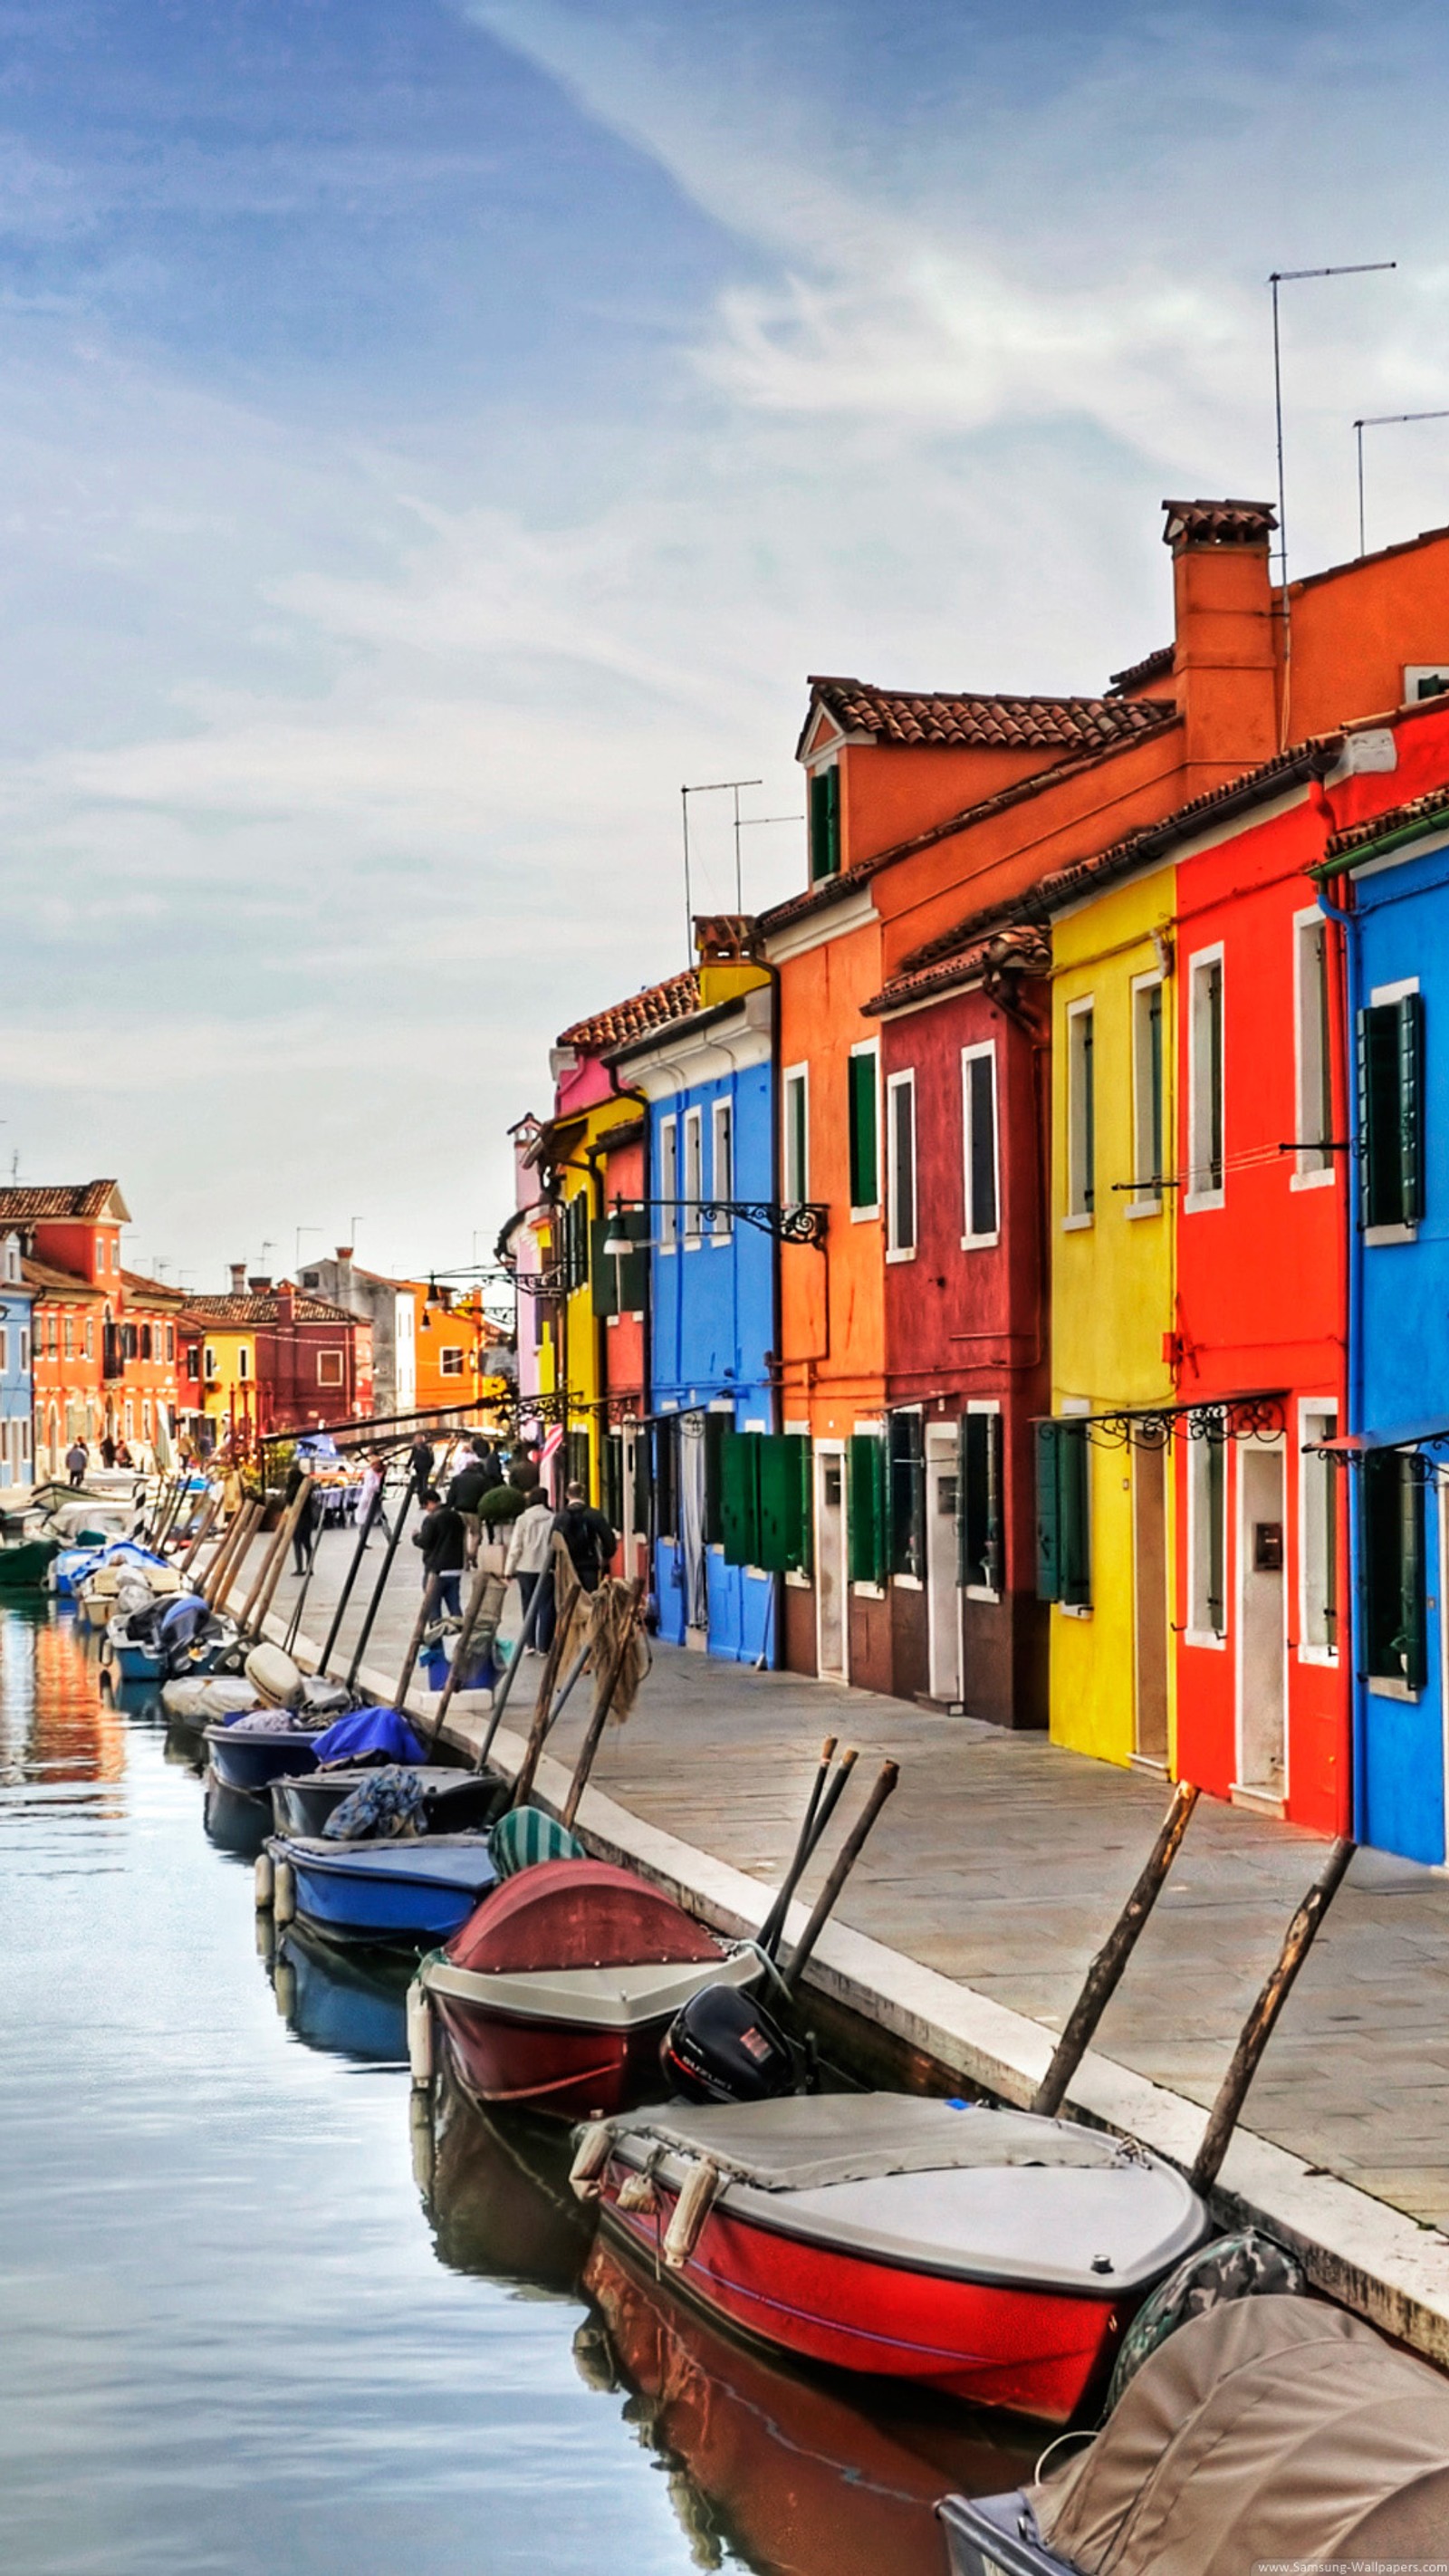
[1032,1780,1201,2119]
[560,1578,645,1833]
[1191,1835,1357,2195]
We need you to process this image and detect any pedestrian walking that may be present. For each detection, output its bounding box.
[65,1437,88,1488]
[471,1435,504,1495]
[504,1490,556,1649]
[100,1434,117,1469]
[446,1447,494,1569]
[354,1452,391,1546]
[412,1486,466,1620]
[283,1461,319,1576]
[552,1481,617,1594]
[408,1431,436,1503]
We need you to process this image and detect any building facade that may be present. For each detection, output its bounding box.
[0,1235,34,1491]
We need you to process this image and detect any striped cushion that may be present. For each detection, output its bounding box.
[489,1803,586,1879]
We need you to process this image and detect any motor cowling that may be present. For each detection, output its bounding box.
[661,1980,796,2105]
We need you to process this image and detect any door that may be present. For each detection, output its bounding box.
[815,1446,849,1681]
[679,1421,708,1647]
[926,1427,963,1705]
[1133,1442,1169,1763]
[1238,1444,1287,1795]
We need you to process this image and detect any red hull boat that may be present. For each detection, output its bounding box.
[420,1859,759,2123]
[577,2095,1206,2425]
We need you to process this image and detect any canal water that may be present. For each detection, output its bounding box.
[0,1605,1034,2576]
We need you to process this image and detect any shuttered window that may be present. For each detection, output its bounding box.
[1363,1447,1426,1690]
[720,1432,811,1572]
[848,1049,878,1210]
[810,765,840,880]
[1358,991,1424,1230]
[960,1409,1003,1594]
[888,1412,925,1579]
[1188,1422,1227,1638]
[1188,952,1224,1200]
[721,1430,760,1565]
[887,1072,916,1254]
[1067,1004,1095,1218]
[848,1434,888,1583]
[782,1070,809,1206]
[962,1045,999,1242]
[1035,1419,1090,1607]
[591,1208,649,1317]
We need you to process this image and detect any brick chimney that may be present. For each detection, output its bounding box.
[248,1274,272,1294]
[229,1262,246,1293]
[1163,499,1279,771]
[274,1283,294,1323]
[334,1245,355,1312]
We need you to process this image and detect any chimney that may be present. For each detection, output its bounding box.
[1162,500,1279,771]
[229,1263,246,1294]
[335,1245,354,1311]
[274,1283,294,1324]
[248,1274,272,1294]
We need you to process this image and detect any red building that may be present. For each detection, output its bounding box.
[184,1275,371,1454]
[0,1181,184,1472]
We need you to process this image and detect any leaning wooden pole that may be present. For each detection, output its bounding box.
[1032,1780,1201,2118]
[560,1578,645,1833]
[1191,1835,1357,2195]
[425,1561,504,1751]
[782,1761,900,1996]
[392,1574,442,1717]
[503,1548,582,1803]
[203,1497,258,1609]
[178,1488,218,1577]
[245,1476,314,1641]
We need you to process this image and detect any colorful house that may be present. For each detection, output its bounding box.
[186,1274,369,1454]
[0,1234,35,1492]
[606,917,777,1662]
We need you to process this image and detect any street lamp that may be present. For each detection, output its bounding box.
[602,1189,827,1253]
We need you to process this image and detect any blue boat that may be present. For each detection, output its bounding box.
[206,1719,326,1795]
[267,1831,498,1947]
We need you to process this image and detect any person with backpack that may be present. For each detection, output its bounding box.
[552,1481,617,1593]
[412,1485,466,1620]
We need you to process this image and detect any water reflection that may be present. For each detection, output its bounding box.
[0,1602,127,1794]
[418,2068,596,2291]
[270,1924,412,2064]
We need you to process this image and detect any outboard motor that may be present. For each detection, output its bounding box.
[158,1593,216,1677]
[661,1981,798,2106]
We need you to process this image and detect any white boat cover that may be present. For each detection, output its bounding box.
[605,2095,1205,2292]
[161,1676,258,1722]
[424,1946,758,2032]
[1031,2294,1449,2571]
[245,1643,302,1708]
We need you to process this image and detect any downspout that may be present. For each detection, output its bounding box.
[1316,858,1360,1840]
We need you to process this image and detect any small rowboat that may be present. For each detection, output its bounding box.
[206,1717,327,1795]
[573,2093,1206,2425]
[269,1764,507,1841]
[266,1832,498,1948]
[419,1859,758,2121]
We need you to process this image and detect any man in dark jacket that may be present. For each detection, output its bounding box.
[408,1432,436,1501]
[553,1482,616,1592]
[470,1436,504,1493]
[412,1487,466,1618]
[446,1450,491,1569]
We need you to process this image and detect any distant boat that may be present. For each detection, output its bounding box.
[205,1717,327,1796]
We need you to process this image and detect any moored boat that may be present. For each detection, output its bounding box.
[265,1831,499,1947]
[420,1859,758,2121]
[572,2092,1206,2424]
[206,1714,327,1794]
[270,1764,507,1841]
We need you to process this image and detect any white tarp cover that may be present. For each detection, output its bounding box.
[609,2094,1152,2192]
[1032,2293,1449,2572]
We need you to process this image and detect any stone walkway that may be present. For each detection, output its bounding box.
[245,1522,1449,2235]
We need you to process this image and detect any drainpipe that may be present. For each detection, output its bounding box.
[1317,861,1361,1841]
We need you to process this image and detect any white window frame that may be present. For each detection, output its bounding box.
[1064,997,1095,1228]
[1292,907,1337,1192]
[317,1350,343,1388]
[142,1399,152,1438]
[849,1036,881,1224]
[682,1105,704,1244]
[782,1064,809,1206]
[3,1239,16,1284]
[960,1042,1001,1250]
[1185,1422,1229,1648]
[711,1096,733,1241]
[18,1328,28,1373]
[123,1400,133,1441]
[237,1346,250,1381]
[0,1327,7,1376]
[657,1115,679,1251]
[1185,944,1226,1213]
[886,1068,917,1261]
[1299,1401,1339,1664]
[439,1345,465,1377]
[963,1397,1003,1601]
[204,1344,216,1382]
[1129,970,1166,1218]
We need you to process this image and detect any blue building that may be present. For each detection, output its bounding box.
[609,921,778,1664]
[1337,771,1449,1864]
[0,1231,35,1492]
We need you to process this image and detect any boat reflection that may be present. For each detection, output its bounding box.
[579,2238,1038,2576]
[0,1603,127,1795]
[268,1923,412,2062]
[202,1770,271,1859]
[417,2066,594,2293]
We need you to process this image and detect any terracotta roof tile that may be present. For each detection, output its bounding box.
[1161,497,1276,551]
[556,970,700,1053]
[1108,644,1174,694]
[865,925,1051,1017]
[0,1180,129,1224]
[803,675,1173,753]
[1329,783,1449,861]
[120,1268,182,1304]
[181,1290,358,1327]
[21,1255,102,1299]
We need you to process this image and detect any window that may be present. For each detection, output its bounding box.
[562,1193,590,1291]
[142,1400,151,1438]
[1187,1418,1227,1639]
[94,1235,105,1274]
[237,1347,250,1381]
[1187,950,1224,1204]
[847,1433,888,1584]
[1066,1002,1095,1221]
[18,1329,28,1373]
[1131,976,1165,1209]
[655,1416,678,1539]
[1300,1407,1339,1659]
[123,1401,133,1440]
[63,1315,73,1360]
[1362,1447,1425,1691]
[809,763,840,881]
[961,1043,1000,1245]
[1035,1418,1090,1607]
[83,1317,93,1360]
[19,1417,28,1465]
[658,1117,679,1248]
[711,1098,733,1237]
[3,1239,15,1283]
[886,1071,916,1257]
[960,1407,1003,1595]
[848,1044,879,1214]
[317,1350,343,1389]
[111,1240,119,1273]
[47,1313,56,1356]
[440,1347,465,1377]
[1358,985,1424,1234]
[166,1323,175,1362]
[682,1106,704,1242]
[592,1206,648,1316]
[0,1328,8,1375]
[888,1411,925,1579]
[1294,913,1335,1184]
[719,1432,811,1573]
[782,1067,809,1206]
[187,1347,201,1385]
[704,1411,729,1543]
[139,1324,152,1360]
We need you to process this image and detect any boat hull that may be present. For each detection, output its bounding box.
[269,1766,506,1840]
[270,1837,496,1948]
[206,1725,323,1793]
[434,1993,669,2120]
[597,2165,1120,2422]
[0,1538,61,1591]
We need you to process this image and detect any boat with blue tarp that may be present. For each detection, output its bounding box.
[264,1831,499,1946]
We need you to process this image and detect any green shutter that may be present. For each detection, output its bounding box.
[590,1217,617,1319]
[849,1434,886,1582]
[756,1433,810,1573]
[1359,995,1424,1230]
[590,1209,648,1318]
[1038,1418,1090,1606]
[848,1053,878,1208]
[1399,991,1425,1224]
[721,1431,761,1566]
[1364,1449,1426,1690]
[810,767,840,880]
[1035,1421,1061,1601]
[961,1412,1002,1591]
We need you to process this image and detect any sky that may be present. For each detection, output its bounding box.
[3,0,1449,1289]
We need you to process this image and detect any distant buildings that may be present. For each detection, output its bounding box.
[183,1264,371,1456]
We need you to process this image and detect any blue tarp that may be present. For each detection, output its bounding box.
[54,1537,168,1595]
[312,1706,426,1768]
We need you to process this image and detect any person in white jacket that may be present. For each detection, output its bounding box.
[504,1493,556,1649]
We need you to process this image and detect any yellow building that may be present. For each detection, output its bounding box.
[1044,863,1178,1769]
[196,1317,260,1453]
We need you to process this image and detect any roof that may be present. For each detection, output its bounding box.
[864,924,1051,1018]
[556,970,701,1053]
[1108,643,1174,694]
[120,1268,183,1305]
[800,675,1173,755]
[181,1290,359,1328]
[1161,496,1276,550]
[0,1180,130,1225]
[1328,782,1449,863]
[21,1255,103,1301]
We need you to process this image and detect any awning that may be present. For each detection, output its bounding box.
[1311,1416,1449,1467]
[1032,1392,1286,1450]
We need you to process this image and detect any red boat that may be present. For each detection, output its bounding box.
[575,2094,1206,2424]
[419,1859,760,2121]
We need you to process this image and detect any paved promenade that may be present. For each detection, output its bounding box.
[240,1520,1449,2241]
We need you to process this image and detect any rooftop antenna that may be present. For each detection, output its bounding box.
[1354,408,1449,557]
[681,778,763,947]
[1270,260,1396,744]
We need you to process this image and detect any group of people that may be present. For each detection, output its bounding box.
[62,1434,137,1486]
